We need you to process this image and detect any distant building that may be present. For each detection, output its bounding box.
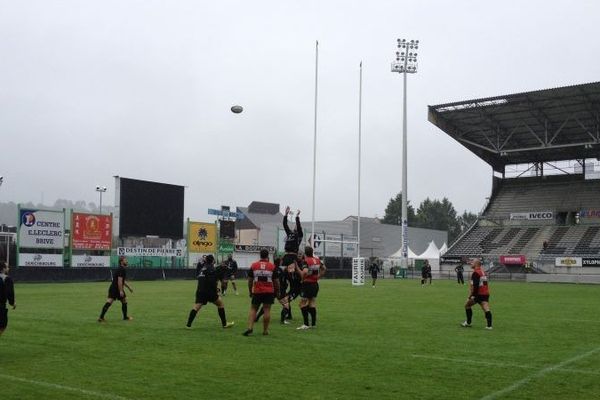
[233,200,447,259]
[235,201,283,245]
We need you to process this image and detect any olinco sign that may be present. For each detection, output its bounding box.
[555,257,600,267]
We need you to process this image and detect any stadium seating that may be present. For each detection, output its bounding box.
[443,175,600,262]
[485,176,600,219]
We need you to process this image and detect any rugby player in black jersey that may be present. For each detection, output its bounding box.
[98,256,133,322]
[0,261,16,337]
[282,206,303,270]
[186,254,234,329]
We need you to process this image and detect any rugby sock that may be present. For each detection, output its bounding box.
[187,309,198,327]
[121,303,128,319]
[308,307,317,326]
[301,306,309,326]
[466,308,473,324]
[281,308,287,323]
[218,307,227,326]
[485,311,492,327]
[255,307,264,322]
[287,307,293,320]
[100,302,111,318]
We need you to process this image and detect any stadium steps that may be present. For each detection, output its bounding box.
[508,227,539,254]
[541,226,569,255]
[481,227,520,254]
[573,226,600,255]
[484,176,600,219]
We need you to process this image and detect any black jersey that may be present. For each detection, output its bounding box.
[0,274,15,307]
[196,263,219,296]
[227,259,238,275]
[110,266,127,290]
[215,263,227,280]
[283,215,303,253]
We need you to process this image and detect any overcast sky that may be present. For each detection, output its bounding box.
[1,0,599,224]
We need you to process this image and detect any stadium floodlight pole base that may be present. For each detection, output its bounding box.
[352,257,366,286]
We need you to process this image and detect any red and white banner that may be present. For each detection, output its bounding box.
[72,213,112,250]
[500,255,526,265]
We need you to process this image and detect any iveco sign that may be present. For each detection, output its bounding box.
[510,211,554,220]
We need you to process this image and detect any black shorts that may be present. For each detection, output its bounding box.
[474,295,490,304]
[371,271,378,279]
[288,291,300,301]
[300,282,319,299]
[282,253,297,267]
[252,293,275,306]
[108,286,126,301]
[196,291,219,305]
[0,308,8,329]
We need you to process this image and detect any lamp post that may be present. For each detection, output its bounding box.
[96,186,107,214]
[391,38,419,270]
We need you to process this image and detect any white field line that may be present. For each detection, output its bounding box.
[479,346,600,400]
[411,354,600,376]
[0,373,133,400]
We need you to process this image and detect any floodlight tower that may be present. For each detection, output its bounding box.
[391,38,419,270]
[96,186,107,214]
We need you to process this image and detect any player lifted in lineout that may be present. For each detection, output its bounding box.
[282,206,303,271]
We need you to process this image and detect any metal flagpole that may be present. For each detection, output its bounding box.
[357,61,363,258]
[311,40,319,243]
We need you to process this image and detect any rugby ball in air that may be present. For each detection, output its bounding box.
[231,105,243,114]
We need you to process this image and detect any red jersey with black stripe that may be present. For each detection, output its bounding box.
[302,256,321,284]
[249,259,277,294]
[471,268,489,296]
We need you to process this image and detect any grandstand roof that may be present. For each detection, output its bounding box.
[428,82,600,172]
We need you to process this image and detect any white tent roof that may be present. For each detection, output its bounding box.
[418,241,441,259]
[439,243,448,255]
[389,246,419,259]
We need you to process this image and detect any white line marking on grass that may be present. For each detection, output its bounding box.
[411,354,600,376]
[480,346,600,400]
[411,354,538,370]
[0,373,133,400]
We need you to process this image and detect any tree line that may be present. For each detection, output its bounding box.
[382,192,477,245]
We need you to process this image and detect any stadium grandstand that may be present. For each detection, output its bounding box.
[429,82,600,280]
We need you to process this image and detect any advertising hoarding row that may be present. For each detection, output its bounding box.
[555,257,600,267]
[18,209,114,267]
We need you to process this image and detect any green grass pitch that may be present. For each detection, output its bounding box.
[1,278,599,399]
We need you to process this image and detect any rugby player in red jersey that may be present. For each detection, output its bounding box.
[243,249,280,336]
[461,259,493,330]
[296,246,326,330]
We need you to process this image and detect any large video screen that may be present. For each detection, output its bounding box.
[119,177,184,239]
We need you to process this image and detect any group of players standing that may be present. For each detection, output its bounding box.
[96,206,326,336]
[185,206,326,336]
[242,207,326,335]
[92,205,490,333]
